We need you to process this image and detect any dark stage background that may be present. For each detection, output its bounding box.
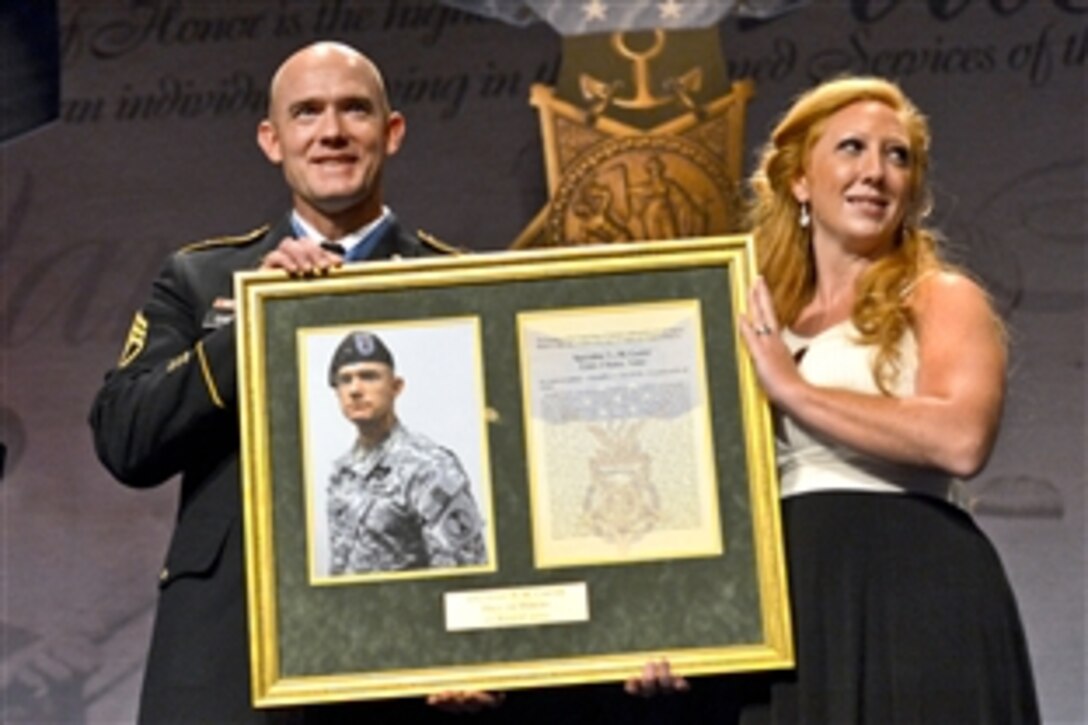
[1,1,1084,722]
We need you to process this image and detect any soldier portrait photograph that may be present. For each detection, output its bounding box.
[299,323,493,581]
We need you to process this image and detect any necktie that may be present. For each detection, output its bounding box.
[307,216,390,261]
[320,241,346,257]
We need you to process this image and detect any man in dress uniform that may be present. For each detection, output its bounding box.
[88,41,489,723]
[325,331,487,575]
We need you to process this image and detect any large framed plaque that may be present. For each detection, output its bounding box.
[236,235,791,708]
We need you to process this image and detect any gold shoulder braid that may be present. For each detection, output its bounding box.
[178,225,270,255]
[417,229,465,255]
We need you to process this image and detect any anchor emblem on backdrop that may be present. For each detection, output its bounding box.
[511,26,753,249]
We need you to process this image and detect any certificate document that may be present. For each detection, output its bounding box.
[518,300,723,568]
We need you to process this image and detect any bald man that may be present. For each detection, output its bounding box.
[89,42,458,723]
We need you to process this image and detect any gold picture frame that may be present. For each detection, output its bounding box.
[235,235,792,708]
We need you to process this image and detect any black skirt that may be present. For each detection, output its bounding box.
[704,492,1041,725]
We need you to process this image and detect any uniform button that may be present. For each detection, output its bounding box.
[160,568,169,581]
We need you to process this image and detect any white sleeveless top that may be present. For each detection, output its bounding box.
[776,320,969,508]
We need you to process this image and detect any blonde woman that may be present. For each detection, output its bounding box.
[732,76,1039,722]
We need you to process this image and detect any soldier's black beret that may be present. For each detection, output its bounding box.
[328,331,394,385]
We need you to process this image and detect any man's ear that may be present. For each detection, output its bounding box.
[257,119,282,164]
[392,376,405,397]
[384,112,406,156]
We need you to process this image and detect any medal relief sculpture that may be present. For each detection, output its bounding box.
[440,2,806,247]
[514,26,753,248]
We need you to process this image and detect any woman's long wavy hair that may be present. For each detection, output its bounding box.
[748,76,943,393]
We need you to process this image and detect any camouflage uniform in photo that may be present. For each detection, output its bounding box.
[328,422,486,574]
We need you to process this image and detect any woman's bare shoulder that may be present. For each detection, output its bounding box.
[910,269,991,316]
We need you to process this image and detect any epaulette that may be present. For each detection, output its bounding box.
[178,225,270,255]
[417,229,467,255]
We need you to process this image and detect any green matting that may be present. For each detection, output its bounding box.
[262,265,760,677]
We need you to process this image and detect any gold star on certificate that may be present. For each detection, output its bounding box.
[658,0,684,20]
[582,0,608,22]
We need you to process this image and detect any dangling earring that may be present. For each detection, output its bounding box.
[799,201,811,229]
